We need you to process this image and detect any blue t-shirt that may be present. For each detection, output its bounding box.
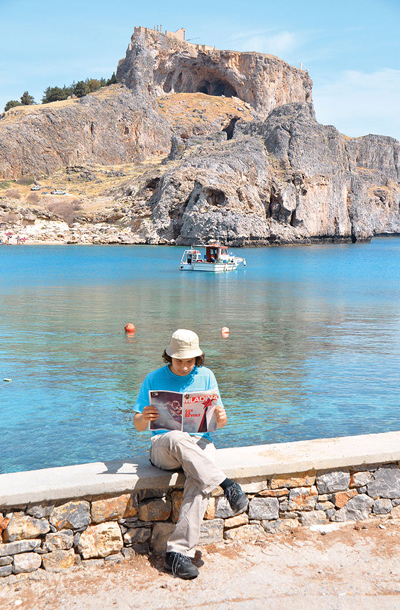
[134,365,223,440]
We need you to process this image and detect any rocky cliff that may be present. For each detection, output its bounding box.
[0,27,399,245]
[117,27,313,118]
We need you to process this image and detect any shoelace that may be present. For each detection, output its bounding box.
[171,552,187,577]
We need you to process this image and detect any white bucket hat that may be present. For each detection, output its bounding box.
[166,329,203,359]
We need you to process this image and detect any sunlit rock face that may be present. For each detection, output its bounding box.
[116,27,314,118]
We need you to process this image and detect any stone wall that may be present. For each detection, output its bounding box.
[2,456,400,577]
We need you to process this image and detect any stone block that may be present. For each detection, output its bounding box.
[43,530,74,552]
[3,513,50,542]
[171,491,183,523]
[373,499,393,514]
[299,511,327,526]
[26,505,45,519]
[288,486,318,511]
[42,549,75,571]
[258,489,289,498]
[121,547,136,559]
[91,494,138,523]
[249,497,279,521]
[333,490,358,508]
[13,552,42,574]
[150,522,175,554]
[0,565,12,577]
[237,479,268,493]
[262,518,299,534]
[0,556,12,566]
[333,494,374,522]
[0,539,41,557]
[198,519,224,545]
[78,522,123,559]
[316,501,335,510]
[367,467,400,499]
[270,471,316,489]
[350,471,373,488]
[50,501,91,531]
[215,497,234,519]
[123,528,151,546]
[224,514,249,529]
[138,498,171,522]
[204,497,216,520]
[224,524,264,542]
[316,470,350,494]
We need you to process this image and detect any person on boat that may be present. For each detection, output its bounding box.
[133,329,248,580]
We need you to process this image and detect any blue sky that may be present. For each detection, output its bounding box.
[1,0,399,141]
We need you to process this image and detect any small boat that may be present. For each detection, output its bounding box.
[179,243,246,272]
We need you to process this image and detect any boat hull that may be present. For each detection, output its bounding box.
[180,262,238,272]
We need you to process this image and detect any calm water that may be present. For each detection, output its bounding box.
[1,239,400,474]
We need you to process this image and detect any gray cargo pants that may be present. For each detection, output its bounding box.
[150,430,226,557]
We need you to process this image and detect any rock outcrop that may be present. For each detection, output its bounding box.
[0,86,171,179]
[117,27,313,118]
[0,26,399,245]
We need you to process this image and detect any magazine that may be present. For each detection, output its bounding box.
[148,389,219,433]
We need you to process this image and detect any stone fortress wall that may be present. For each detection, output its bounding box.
[1,431,400,577]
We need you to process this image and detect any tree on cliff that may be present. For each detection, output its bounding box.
[4,100,21,112]
[42,85,72,103]
[72,80,90,98]
[20,91,35,105]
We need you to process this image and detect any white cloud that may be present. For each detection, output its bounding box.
[314,68,400,141]
[231,29,298,57]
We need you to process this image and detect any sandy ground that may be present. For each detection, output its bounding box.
[1,519,400,610]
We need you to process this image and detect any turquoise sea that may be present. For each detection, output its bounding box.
[1,239,400,474]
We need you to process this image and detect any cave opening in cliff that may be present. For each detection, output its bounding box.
[196,78,237,98]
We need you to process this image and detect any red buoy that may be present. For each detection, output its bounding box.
[124,323,136,334]
[221,327,230,338]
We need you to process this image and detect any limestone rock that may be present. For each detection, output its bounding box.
[223,514,249,530]
[117,27,313,118]
[78,522,123,559]
[0,86,171,179]
[215,497,235,519]
[91,494,138,523]
[123,528,151,546]
[367,467,400,499]
[288,486,318,511]
[13,552,42,574]
[373,499,393,514]
[50,501,91,530]
[0,565,12,577]
[351,472,374,488]
[41,549,76,571]
[270,472,316,489]
[2,513,50,542]
[0,556,12,566]
[299,511,327,526]
[248,498,279,521]
[333,490,358,508]
[150,522,176,554]
[333,494,374,522]
[0,539,41,557]
[43,530,74,552]
[316,470,351,494]
[198,519,224,545]
[138,498,171,522]
[223,524,264,542]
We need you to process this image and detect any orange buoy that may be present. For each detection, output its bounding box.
[221,327,230,338]
[124,323,136,334]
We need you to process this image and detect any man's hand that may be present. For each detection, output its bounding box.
[133,405,159,431]
[215,405,227,429]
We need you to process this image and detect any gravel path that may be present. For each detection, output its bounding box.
[1,519,400,609]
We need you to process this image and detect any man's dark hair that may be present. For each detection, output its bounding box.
[162,350,205,367]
